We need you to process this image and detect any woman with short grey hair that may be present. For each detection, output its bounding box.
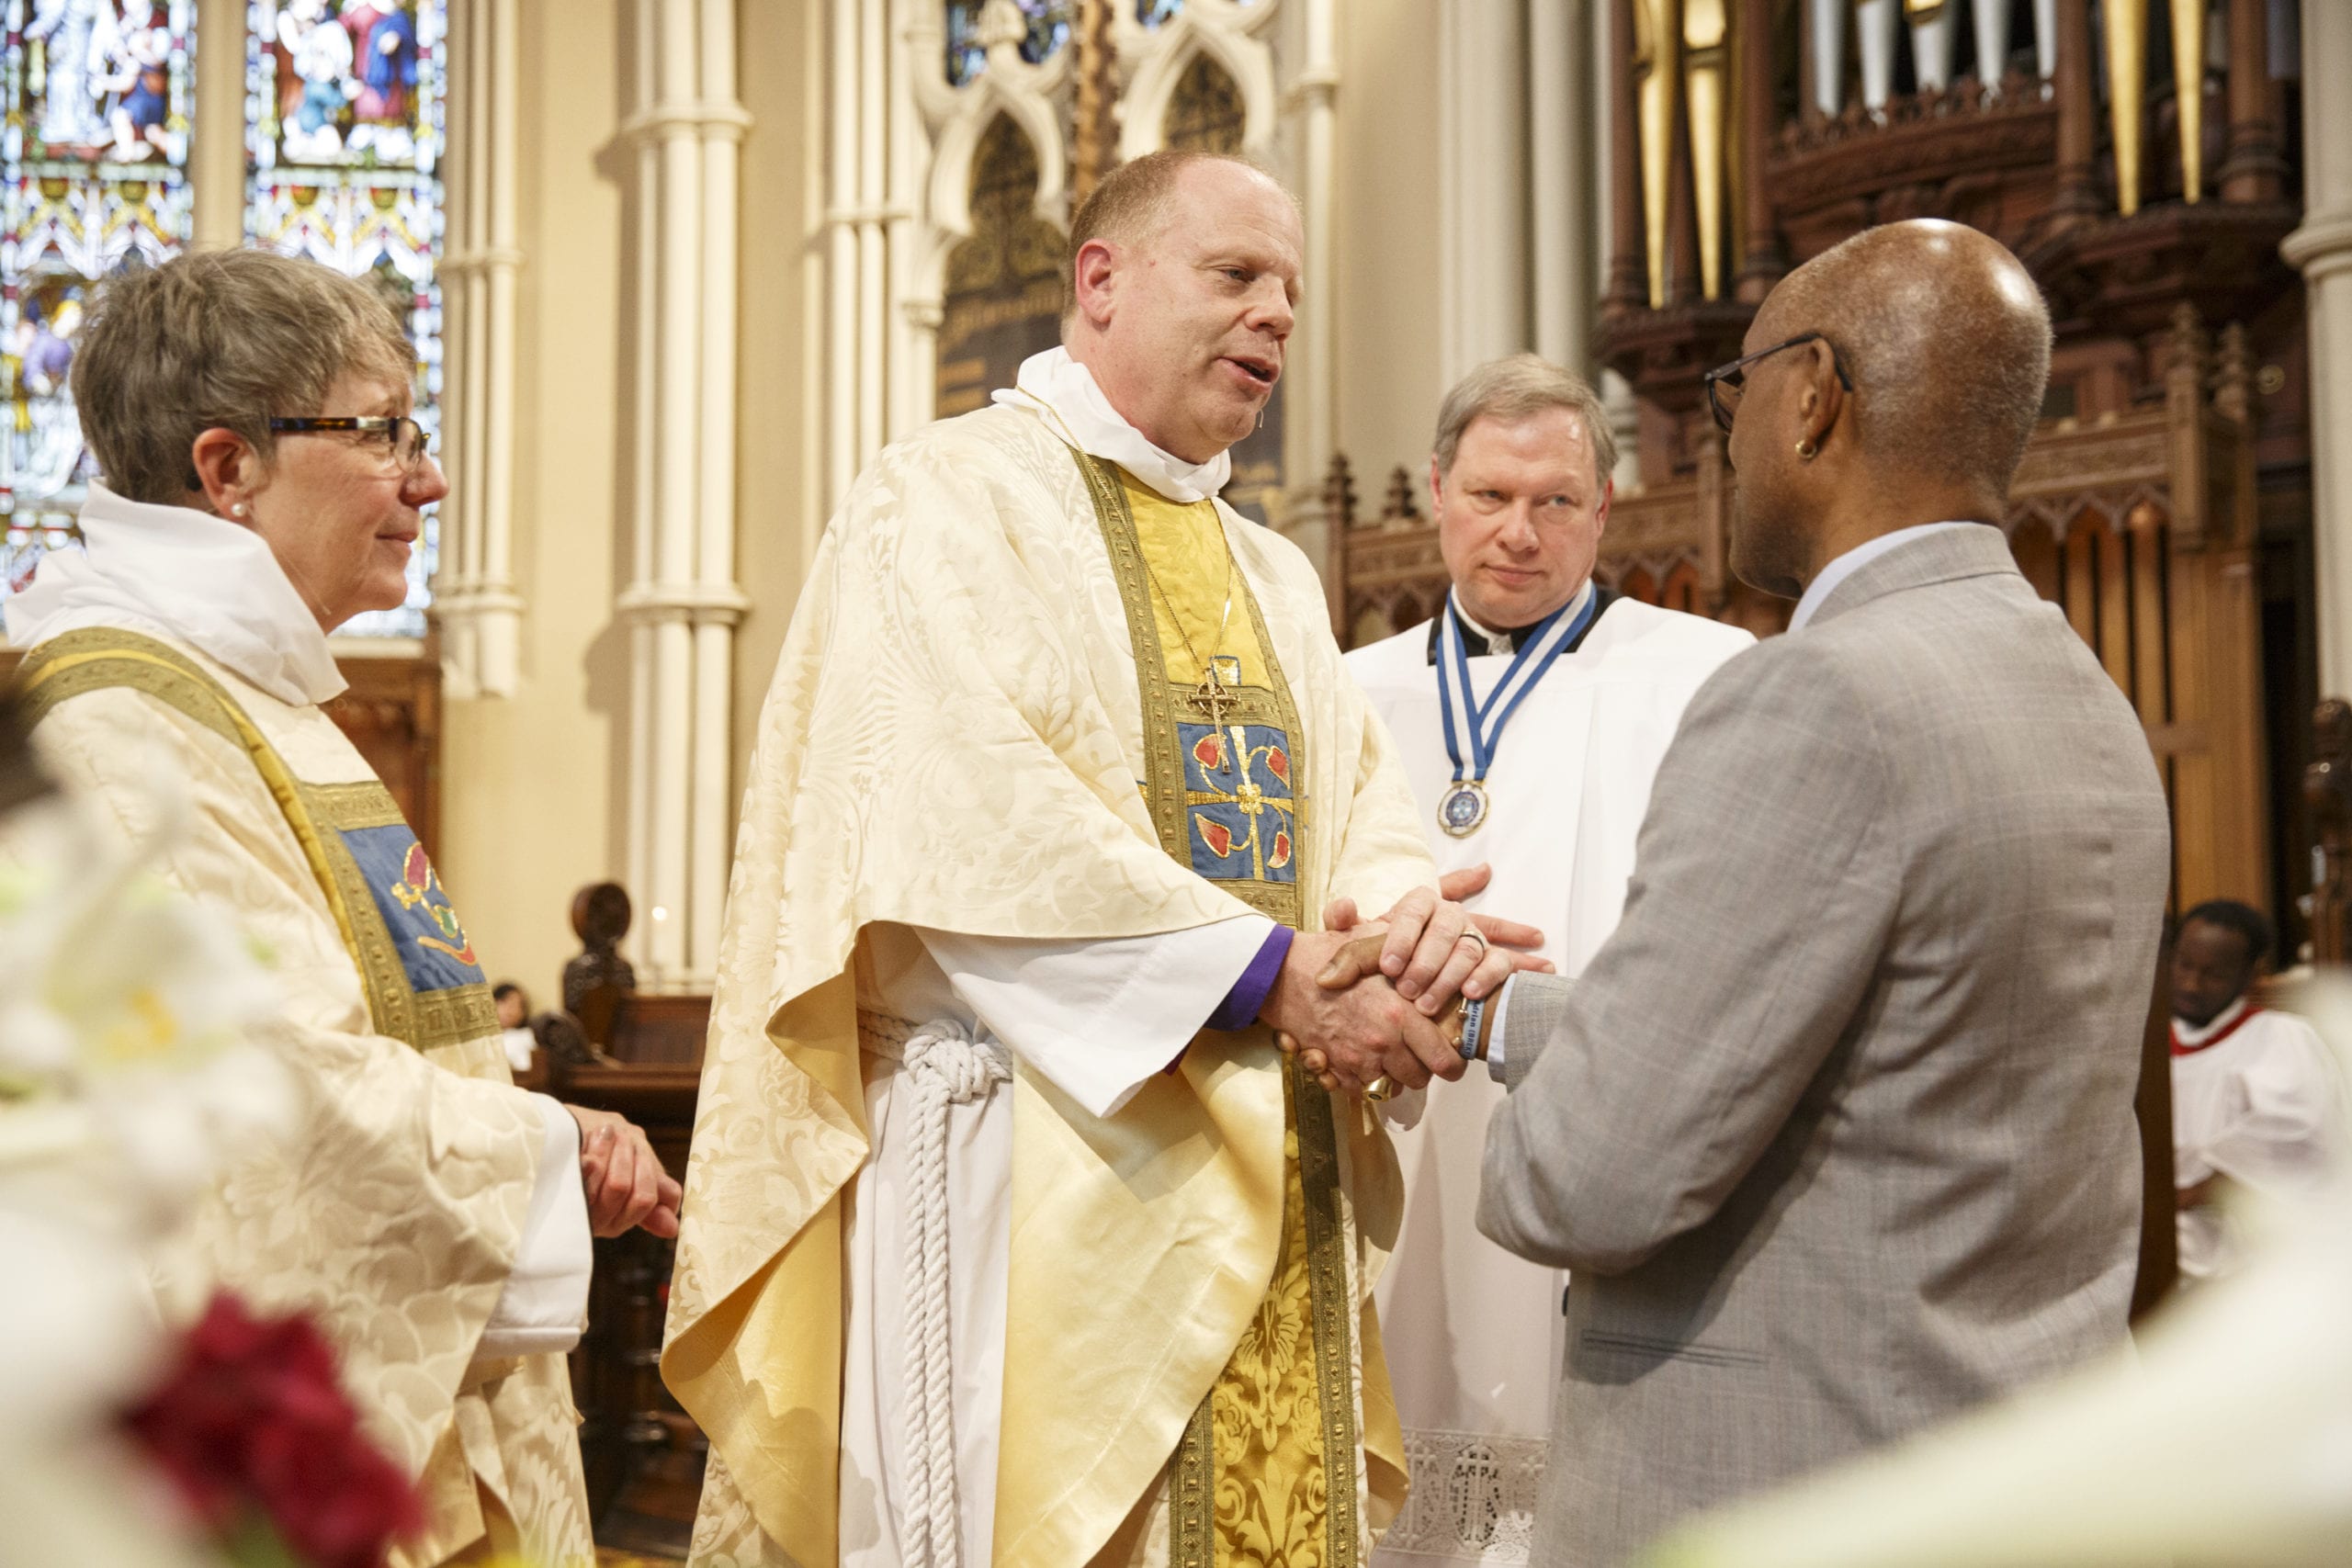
[7,248,672,1566]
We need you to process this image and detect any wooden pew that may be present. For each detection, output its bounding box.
[537,881,709,1558]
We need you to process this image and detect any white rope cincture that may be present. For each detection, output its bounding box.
[888,1019,1012,1568]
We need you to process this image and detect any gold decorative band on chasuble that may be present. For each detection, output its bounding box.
[14,628,496,1053]
[1074,452,1363,1567]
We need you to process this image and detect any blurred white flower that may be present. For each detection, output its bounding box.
[0,773,296,1567]
[1642,976,2352,1568]
[0,793,294,1236]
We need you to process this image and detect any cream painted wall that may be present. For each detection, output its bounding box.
[730,0,816,792]
[1331,0,1446,497]
[439,2,628,1003]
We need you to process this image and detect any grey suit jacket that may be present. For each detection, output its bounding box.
[1476,525,2170,1565]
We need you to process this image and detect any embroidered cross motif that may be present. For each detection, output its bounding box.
[1180,719,1298,886]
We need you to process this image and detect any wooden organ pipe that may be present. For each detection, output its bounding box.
[2219,0,2283,203]
[2052,0,2100,226]
[1608,0,1648,312]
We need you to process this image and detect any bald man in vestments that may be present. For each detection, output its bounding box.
[1342,355,1750,1563]
[1319,220,2172,1564]
[662,150,1536,1568]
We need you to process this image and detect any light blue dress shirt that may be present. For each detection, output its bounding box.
[1787,520,1987,631]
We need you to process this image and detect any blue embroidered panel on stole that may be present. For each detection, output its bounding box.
[336,826,491,995]
[1179,720,1298,886]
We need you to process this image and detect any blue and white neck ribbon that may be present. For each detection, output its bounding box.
[1433,584,1597,836]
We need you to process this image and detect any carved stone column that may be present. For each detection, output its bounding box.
[1530,0,1596,371]
[437,0,525,700]
[616,0,751,990]
[1437,0,1529,380]
[2286,0,2352,697]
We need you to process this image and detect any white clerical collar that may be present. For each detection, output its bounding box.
[1450,580,1593,657]
[2174,994,2254,1050]
[990,345,1234,503]
[1788,521,1980,631]
[4,483,346,705]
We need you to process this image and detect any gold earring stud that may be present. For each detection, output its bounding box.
[1795,438,1818,460]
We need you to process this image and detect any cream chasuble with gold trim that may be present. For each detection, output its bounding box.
[663,401,1435,1567]
[13,628,594,1568]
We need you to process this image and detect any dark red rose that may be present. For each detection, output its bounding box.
[126,1293,421,1568]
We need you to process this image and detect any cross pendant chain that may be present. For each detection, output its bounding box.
[1187,654,1245,727]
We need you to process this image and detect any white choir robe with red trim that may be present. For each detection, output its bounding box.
[2172,997,2346,1280]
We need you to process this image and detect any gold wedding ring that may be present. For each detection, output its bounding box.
[1363,1076,1396,1101]
[1459,928,1489,956]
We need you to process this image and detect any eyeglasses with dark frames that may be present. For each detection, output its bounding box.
[268,415,434,472]
[1702,333,1854,434]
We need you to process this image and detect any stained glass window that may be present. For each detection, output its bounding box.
[945,0,1071,88]
[0,0,196,604]
[245,0,444,638]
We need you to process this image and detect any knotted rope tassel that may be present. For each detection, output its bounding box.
[891,1020,1011,1568]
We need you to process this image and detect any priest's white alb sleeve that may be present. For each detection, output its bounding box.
[918,916,1276,1119]
[475,1093,595,1360]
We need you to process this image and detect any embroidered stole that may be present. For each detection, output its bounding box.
[16,627,498,1052]
[1077,456,1363,1568]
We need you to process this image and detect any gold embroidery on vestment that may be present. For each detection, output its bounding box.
[1073,454,1360,1567]
[14,629,494,1052]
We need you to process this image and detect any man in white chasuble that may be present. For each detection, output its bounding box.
[662,152,1537,1568]
[1341,356,1752,1563]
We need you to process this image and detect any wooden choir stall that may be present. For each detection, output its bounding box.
[514,882,711,1557]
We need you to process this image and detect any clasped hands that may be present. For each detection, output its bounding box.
[564,1104,684,1238]
[1259,865,1552,1100]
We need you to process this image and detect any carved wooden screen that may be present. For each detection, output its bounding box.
[935,114,1064,420]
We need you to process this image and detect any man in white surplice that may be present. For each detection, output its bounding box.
[1344,355,1753,1563]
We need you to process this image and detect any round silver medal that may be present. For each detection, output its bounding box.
[1439,778,1489,839]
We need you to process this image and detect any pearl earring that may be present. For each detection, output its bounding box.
[232,502,248,517]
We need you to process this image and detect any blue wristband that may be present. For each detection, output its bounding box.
[1459,995,1487,1060]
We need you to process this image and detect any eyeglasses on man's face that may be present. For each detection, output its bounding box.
[1702,333,1855,434]
[269,415,434,473]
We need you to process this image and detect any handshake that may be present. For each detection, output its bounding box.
[1261,865,1553,1100]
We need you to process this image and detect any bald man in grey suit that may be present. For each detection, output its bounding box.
[1317,222,2170,1565]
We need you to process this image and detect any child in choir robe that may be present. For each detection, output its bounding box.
[2170,899,2346,1280]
